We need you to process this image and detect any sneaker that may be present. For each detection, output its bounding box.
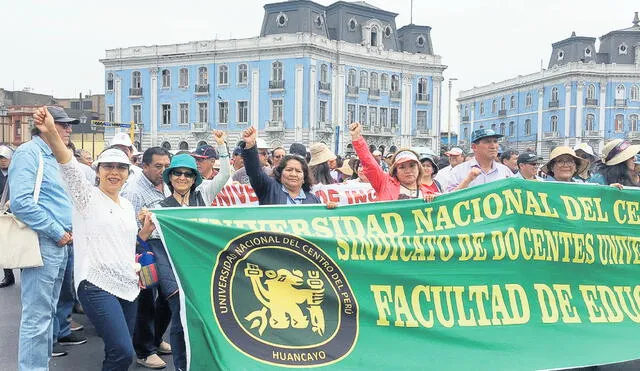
[70,320,84,331]
[157,341,172,355]
[136,354,167,369]
[52,343,68,357]
[58,332,88,346]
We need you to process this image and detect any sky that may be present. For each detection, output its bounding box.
[1,0,638,131]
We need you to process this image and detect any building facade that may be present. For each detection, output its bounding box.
[100,0,446,154]
[457,13,640,159]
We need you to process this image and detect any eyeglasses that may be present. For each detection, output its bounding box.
[171,170,196,178]
[552,159,576,166]
[259,151,269,156]
[55,122,72,130]
[100,163,129,171]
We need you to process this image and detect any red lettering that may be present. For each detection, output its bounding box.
[328,189,340,203]
[230,185,246,203]
[353,190,368,204]
[243,185,259,203]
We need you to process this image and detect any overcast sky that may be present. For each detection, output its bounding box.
[1,0,637,130]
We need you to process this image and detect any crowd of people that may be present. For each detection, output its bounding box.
[1,105,639,370]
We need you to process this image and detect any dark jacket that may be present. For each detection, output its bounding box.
[241,145,320,205]
[159,190,206,208]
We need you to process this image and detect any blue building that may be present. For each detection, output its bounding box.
[101,0,446,154]
[457,12,640,159]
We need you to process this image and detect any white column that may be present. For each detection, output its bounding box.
[332,65,345,153]
[251,69,260,129]
[432,76,442,152]
[308,63,317,142]
[469,102,475,139]
[400,74,413,148]
[150,68,158,146]
[575,81,584,143]
[115,76,122,135]
[563,82,571,146]
[598,83,607,151]
[536,88,544,155]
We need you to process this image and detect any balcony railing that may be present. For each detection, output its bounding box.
[415,129,431,138]
[346,85,359,96]
[265,120,284,132]
[269,80,285,90]
[543,131,559,139]
[129,87,142,96]
[368,88,380,98]
[390,90,401,100]
[498,109,507,116]
[548,100,560,108]
[615,98,628,107]
[416,93,430,103]
[318,81,331,91]
[583,130,602,138]
[315,121,333,133]
[584,98,598,106]
[195,84,209,93]
[191,122,208,132]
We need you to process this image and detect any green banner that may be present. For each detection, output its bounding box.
[153,178,640,371]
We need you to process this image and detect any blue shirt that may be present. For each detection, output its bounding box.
[8,136,72,242]
[281,185,307,205]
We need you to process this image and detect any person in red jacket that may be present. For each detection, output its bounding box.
[349,122,434,201]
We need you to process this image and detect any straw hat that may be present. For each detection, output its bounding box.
[308,143,336,167]
[335,162,354,177]
[541,146,589,175]
[601,139,640,166]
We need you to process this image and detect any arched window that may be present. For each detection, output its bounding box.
[218,65,228,85]
[348,69,356,87]
[615,114,624,132]
[551,87,559,102]
[179,68,189,88]
[370,26,378,47]
[550,115,558,132]
[360,71,368,89]
[615,84,625,100]
[524,119,531,135]
[131,71,141,88]
[161,69,170,88]
[197,140,208,147]
[390,75,399,91]
[510,96,516,109]
[198,67,208,85]
[492,100,497,113]
[585,114,595,131]
[380,73,389,91]
[525,93,532,107]
[631,85,640,101]
[499,122,506,135]
[369,72,378,90]
[631,114,638,131]
[508,121,515,136]
[161,141,171,150]
[500,98,506,111]
[179,141,189,150]
[491,123,497,131]
[271,61,283,81]
[320,64,328,83]
[587,84,596,99]
[106,73,114,91]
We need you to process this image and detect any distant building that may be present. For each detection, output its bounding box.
[100,0,446,153]
[457,12,640,159]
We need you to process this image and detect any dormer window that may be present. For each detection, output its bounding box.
[384,25,392,38]
[276,12,288,28]
[371,26,378,47]
[348,18,357,32]
[314,15,323,28]
[416,35,425,47]
[584,47,592,57]
[557,50,564,60]
[619,43,628,55]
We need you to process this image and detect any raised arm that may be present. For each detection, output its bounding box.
[349,122,388,192]
[199,130,232,204]
[241,126,275,200]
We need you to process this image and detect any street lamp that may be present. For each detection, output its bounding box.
[447,78,458,150]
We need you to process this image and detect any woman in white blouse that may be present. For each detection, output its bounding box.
[33,107,154,371]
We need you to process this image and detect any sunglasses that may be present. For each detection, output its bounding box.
[171,170,196,178]
[100,163,129,171]
[55,122,73,130]
[259,151,269,156]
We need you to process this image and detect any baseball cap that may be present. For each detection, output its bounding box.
[573,142,596,158]
[232,147,243,156]
[192,144,218,160]
[92,148,131,170]
[372,150,382,156]
[517,152,542,165]
[0,145,13,159]
[445,147,464,156]
[46,106,80,125]
[110,132,133,149]
[471,128,503,143]
[289,143,307,157]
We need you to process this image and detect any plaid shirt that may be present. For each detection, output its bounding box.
[121,172,170,229]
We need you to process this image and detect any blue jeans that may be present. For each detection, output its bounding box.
[78,280,138,371]
[132,287,171,358]
[18,237,68,371]
[168,294,186,371]
[54,244,75,341]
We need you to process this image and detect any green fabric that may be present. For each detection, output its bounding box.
[162,153,202,187]
[153,178,640,371]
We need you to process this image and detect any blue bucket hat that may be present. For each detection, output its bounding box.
[162,154,203,187]
[471,128,503,143]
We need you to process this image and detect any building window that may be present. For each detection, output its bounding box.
[587,84,596,99]
[161,104,171,126]
[380,107,388,127]
[179,103,189,125]
[272,61,283,81]
[370,26,378,47]
[218,102,228,123]
[525,93,532,108]
[359,105,367,124]
[391,75,399,91]
[464,105,469,117]
[161,69,170,88]
[347,104,356,123]
[508,121,515,136]
[314,15,323,28]
[238,64,248,85]
[499,122,506,136]
[384,25,392,38]
[619,43,628,55]
[615,114,624,132]
[500,98,506,111]
[107,106,114,122]
[417,78,428,100]
[524,119,531,135]
[380,74,389,91]
[631,85,639,101]
[631,114,638,131]
[416,35,425,47]
[131,71,141,88]
[319,101,328,123]
[491,123,496,131]
[218,65,228,85]
[271,99,283,121]
[551,87,559,102]
[276,12,288,27]
[557,50,564,60]
[348,18,357,32]
[179,68,189,88]
[550,115,558,132]
[359,71,368,89]
[320,64,328,83]
[132,105,141,125]
[237,101,248,123]
[198,102,208,123]
[369,106,377,126]
[585,114,594,131]
[390,108,399,128]
[615,84,626,100]
[463,127,468,139]
[347,69,356,86]
[416,111,427,130]
[370,72,378,90]
[198,67,208,86]
[162,142,171,150]
[510,96,516,109]
[480,102,485,115]
[179,141,189,150]
[106,73,114,91]
[492,100,497,113]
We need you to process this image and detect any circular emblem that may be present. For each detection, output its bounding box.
[211,231,359,367]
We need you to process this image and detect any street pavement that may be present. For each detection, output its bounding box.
[0,271,175,370]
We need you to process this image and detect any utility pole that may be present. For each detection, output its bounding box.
[447,78,458,150]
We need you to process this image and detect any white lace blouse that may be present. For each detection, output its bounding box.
[60,159,140,302]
